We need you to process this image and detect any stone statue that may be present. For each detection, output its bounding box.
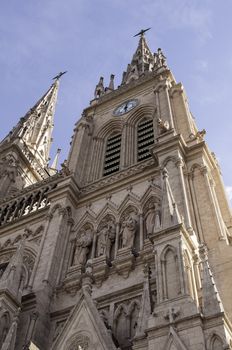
[120,215,137,249]
[73,229,93,266]
[158,118,170,134]
[0,155,25,199]
[145,203,161,235]
[154,48,167,68]
[97,221,116,259]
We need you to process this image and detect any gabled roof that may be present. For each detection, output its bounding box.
[51,289,117,350]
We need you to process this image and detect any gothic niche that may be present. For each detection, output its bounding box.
[0,262,8,279]
[211,335,224,350]
[96,215,116,261]
[119,206,138,251]
[144,197,161,237]
[161,245,181,300]
[72,224,93,267]
[113,300,140,350]
[183,250,195,300]
[0,154,25,199]
[0,312,10,348]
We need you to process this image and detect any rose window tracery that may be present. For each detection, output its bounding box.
[67,334,90,350]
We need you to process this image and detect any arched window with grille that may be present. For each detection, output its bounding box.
[103,132,121,176]
[137,117,154,161]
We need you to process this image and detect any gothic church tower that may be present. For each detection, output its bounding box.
[0,31,231,350]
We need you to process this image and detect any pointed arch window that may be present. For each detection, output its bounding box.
[137,117,154,161]
[103,133,121,176]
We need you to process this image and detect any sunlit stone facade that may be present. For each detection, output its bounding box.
[0,33,232,350]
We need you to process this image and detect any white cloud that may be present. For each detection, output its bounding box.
[131,0,213,44]
[195,60,208,72]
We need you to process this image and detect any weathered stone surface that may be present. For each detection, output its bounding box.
[0,32,231,350]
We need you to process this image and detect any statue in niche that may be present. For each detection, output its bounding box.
[145,202,161,235]
[73,228,93,266]
[120,215,137,249]
[97,221,116,259]
[0,263,8,279]
[0,154,25,198]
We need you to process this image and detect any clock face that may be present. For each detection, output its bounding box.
[113,99,138,116]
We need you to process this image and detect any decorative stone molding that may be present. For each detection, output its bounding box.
[169,83,184,97]
[113,247,135,278]
[66,333,90,350]
[63,265,82,295]
[161,155,180,169]
[91,256,109,287]
[140,239,155,264]
[82,158,156,194]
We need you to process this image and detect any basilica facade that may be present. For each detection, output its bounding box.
[0,32,232,350]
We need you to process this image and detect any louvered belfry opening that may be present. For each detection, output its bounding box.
[103,133,121,176]
[137,118,154,161]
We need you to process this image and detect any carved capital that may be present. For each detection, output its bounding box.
[175,157,184,168]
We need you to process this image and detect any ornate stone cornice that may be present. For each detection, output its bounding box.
[85,69,173,113]
[81,158,157,196]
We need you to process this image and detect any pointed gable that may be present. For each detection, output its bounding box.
[51,290,117,350]
[163,326,188,350]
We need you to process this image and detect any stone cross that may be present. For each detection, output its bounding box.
[164,307,180,323]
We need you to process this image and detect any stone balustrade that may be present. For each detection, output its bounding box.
[0,183,57,227]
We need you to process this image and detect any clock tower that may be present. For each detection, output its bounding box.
[60,31,232,349]
[0,31,232,350]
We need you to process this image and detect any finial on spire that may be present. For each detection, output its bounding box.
[108,74,115,90]
[50,148,61,172]
[134,27,151,37]
[52,71,67,80]
[94,76,105,99]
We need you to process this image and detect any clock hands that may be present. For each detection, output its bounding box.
[113,100,138,116]
[124,103,129,112]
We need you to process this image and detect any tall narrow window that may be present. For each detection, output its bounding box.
[137,118,154,161]
[103,133,121,176]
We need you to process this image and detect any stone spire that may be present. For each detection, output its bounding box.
[135,264,152,338]
[50,148,61,173]
[121,31,168,86]
[94,76,105,99]
[0,80,59,170]
[121,32,155,85]
[199,244,223,316]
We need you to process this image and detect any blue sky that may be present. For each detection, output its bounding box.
[0,0,232,201]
